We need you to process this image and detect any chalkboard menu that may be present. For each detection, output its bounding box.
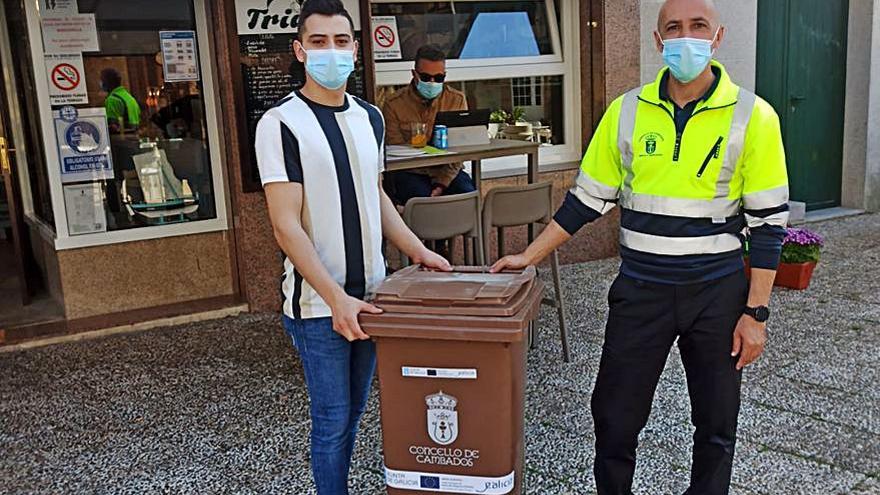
[238,32,368,190]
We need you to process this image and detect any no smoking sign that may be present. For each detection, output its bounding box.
[374,25,395,48]
[52,63,80,91]
[370,16,401,60]
[44,54,88,105]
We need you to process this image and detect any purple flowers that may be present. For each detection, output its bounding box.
[783,228,824,247]
[781,227,823,264]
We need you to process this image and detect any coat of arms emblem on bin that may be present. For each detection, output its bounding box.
[426,391,458,445]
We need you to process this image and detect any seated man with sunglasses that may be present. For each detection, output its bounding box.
[383,45,476,203]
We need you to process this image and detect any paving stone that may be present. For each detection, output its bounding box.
[738,400,880,475]
[849,476,880,494]
[732,440,867,495]
[0,214,877,493]
[744,373,880,436]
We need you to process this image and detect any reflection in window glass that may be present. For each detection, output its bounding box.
[459,12,540,58]
[376,76,564,145]
[47,1,215,233]
[371,1,555,62]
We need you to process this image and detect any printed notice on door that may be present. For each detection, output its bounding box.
[45,53,88,105]
[53,107,114,183]
[63,183,106,235]
[41,14,99,54]
[371,17,402,60]
[43,0,79,15]
[159,31,200,82]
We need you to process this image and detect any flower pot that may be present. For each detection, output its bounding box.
[744,259,817,290]
[502,122,533,141]
[774,261,817,290]
[488,122,501,139]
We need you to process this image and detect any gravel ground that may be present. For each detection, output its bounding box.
[1,213,878,494]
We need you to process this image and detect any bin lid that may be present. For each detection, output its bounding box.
[370,265,537,317]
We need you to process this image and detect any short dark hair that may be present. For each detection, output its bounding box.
[100,68,122,88]
[414,45,446,66]
[297,0,354,35]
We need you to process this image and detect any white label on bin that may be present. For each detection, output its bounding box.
[385,466,515,494]
[402,367,477,379]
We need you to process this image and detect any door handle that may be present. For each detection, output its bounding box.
[0,136,15,174]
[790,95,807,102]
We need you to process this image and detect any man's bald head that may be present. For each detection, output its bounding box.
[657,0,720,37]
[654,0,724,56]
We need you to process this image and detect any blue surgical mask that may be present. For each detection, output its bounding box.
[661,29,718,83]
[303,48,354,90]
[416,80,444,100]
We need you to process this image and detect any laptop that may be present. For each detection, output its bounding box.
[435,109,491,146]
[435,109,491,128]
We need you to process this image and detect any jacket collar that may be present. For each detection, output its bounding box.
[639,60,739,111]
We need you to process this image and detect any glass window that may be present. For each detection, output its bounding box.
[512,77,544,107]
[376,75,564,145]
[371,1,557,63]
[40,1,216,234]
[373,0,578,171]
[4,3,54,227]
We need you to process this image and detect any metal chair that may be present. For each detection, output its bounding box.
[481,182,571,362]
[401,190,484,267]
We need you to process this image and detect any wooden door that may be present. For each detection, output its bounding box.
[756,0,849,210]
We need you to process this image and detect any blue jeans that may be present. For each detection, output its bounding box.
[389,169,476,204]
[283,315,377,495]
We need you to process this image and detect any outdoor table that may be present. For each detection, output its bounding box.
[385,139,541,242]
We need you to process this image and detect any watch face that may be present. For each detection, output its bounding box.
[755,306,770,322]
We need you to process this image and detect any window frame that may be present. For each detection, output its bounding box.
[374,0,581,175]
[23,0,231,250]
[372,0,563,82]
[512,76,539,107]
[0,2,38,223]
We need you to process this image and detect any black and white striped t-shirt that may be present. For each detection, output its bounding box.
[255,91,386,320]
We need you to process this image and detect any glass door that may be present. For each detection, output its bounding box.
[1,0,64,328]
[0,1,34,308]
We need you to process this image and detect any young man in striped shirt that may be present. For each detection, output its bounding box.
[255,1,450,493]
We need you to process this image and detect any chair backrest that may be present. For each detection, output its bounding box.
[482,181,554,229]
[403,190,481,242]
[482,181,554,262]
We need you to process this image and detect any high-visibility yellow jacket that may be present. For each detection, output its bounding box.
[555,61,789,283]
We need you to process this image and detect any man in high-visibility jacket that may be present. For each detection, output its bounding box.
[492,0,788,493]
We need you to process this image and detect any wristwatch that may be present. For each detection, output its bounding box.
[744,305,770,323]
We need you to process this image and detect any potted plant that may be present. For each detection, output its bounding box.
[745,227,823,290]
[510,106,527,125]
[501,107,532,140]
[775,227,823,289]
[489,109,508,139]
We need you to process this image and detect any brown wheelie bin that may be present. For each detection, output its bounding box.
[360,266,543,495]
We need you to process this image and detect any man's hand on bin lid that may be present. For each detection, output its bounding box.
[490,253,531,273]
[412,246,453,272]
[331,293,382,341]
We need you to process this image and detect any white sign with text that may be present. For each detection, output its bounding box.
[54,107,114,183]
[45,53,88,105]
[42,0,79,15]
[160,31,200,82]
[234,0,361,35]
[41,14,99,54]
[371,16,401,60]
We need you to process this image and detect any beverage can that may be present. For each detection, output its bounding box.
[433,125,448,149]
